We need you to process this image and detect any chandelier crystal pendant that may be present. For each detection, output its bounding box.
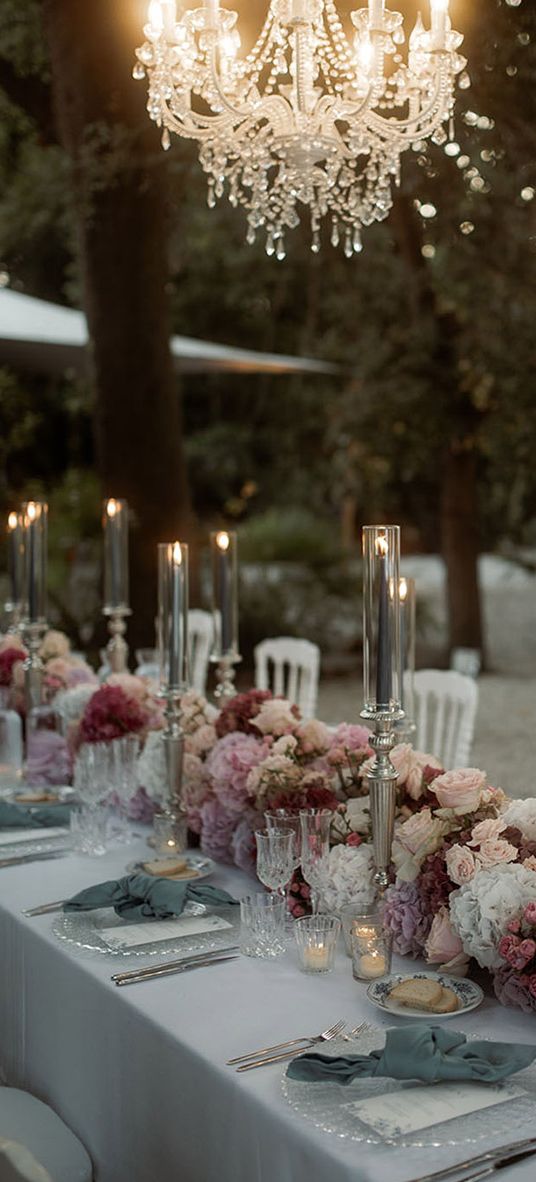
[134,0,466,257]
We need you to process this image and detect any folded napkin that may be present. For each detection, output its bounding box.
[64,872,238,921]
[0,800,72,829]
[286,1024,536,1086]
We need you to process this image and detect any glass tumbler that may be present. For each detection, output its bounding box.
[351,919,393,980]
[239,894,286,958]
[255,828,295,898]
[294,915,341,974]
[340,904,382,957]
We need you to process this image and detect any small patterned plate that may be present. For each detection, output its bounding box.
[125,852,215,882]
[367,972,484,1019]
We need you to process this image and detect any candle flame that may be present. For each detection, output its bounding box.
[7,512,18,531]
[375,533,388,558]
[106,498,118,518]
[26,501,37,523]
[172,541,182,565]
[399,577,408,601]
[216,530,230,552]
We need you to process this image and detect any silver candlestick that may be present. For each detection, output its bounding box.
[23,621,46,714]
[103,607,131,673]
[361,707,404,893]
[212,653,241,706]
[156,690,187,850]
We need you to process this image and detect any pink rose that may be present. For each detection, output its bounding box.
[296,719,331,754]
[347,832,362,847]
[498,934,521,961]
[524,856,536,872]
[524,902,536,924]
[391,745,443,802]
[425,908,468,972]
[476,838,518,868]
[519,939,536,962]
[468,818,506,846]
[508,918,522,933]
[432,767,487,814]
[445,843,477,886]
[251,698,299,737]
[392,808,448,882]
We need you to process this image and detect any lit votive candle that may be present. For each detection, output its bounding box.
[295,915,340,974]
[302,945,331,972]
[357,950,386,979]
[351,925,393,981]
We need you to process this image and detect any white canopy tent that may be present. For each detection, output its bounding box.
[0,288,337,377]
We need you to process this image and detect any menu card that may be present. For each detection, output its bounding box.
[99,914,233,950]
[345,1081,525,1138]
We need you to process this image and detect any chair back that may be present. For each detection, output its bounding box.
[406,668,478,769]
[188,610,213,695]
[0,1139,52,1182]
[254,637,320,720]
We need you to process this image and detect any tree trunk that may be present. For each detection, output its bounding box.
[43,0,190,649]
[440,445,485,660]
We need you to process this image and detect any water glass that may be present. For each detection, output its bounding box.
[110,735,141,841]
[264,809,301,867]
[341,903,382,957]
[299,809,332,914]
[255,828,295,897]
[74,742,113,807]
[294,915,341,974]
[239,894,286,958]
[70,803,109,857]
[351,918,393,980]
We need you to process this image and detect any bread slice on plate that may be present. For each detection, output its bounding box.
[142,857,191,878]
[389,977,458,1013]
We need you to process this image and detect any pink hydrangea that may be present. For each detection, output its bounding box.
[25,729,72,786]
[206,731,268,815]
[199,798,236,863]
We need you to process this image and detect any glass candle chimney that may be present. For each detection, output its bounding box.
[362,525,401,715]
[158,541,189,693]
[6,511,24,611]
[21,501,48,625]
[103,498,129,612]
[210,529,239,659]
[399,575,416,718]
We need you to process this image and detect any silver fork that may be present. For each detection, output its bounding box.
[235,1019,348,1072]
[227,1018,346,1067]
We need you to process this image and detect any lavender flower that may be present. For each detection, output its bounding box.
[383,881,432,957]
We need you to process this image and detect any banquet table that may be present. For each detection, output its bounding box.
[1,836,535,1182]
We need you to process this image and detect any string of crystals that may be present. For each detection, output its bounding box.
[134,0,466,256]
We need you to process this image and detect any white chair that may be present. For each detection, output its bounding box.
[254,637,320,720]
[0,1089,92,1182]
[188,610,213,695]
[406,668,478,769]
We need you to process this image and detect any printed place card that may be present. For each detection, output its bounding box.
[99,914,233,951]
[345,1081,525,1138]
[0,826,67,846]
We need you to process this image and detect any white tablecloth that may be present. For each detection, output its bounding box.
[0,837,535,1182]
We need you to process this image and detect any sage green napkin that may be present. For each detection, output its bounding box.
[286,1024,536,1086]
[0,800,72,829]
[64,872,238,921]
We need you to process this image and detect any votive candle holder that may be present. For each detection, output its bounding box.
[294,915,340,974]
[351,919,393,980]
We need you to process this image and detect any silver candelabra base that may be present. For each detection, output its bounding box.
[361,706,404,894]
[103,608,131,673]
[157,691,187,845]
[22,620,46,714]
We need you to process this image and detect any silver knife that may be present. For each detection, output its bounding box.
[456,1145,536,1182]
[114,953,239,986]
[0,851,66,869]
[23,899,66,917]
[410,1137,536,1182]
[112,945,240,982]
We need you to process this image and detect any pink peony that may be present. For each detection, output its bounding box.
[425,907,468,973]
[445,843,478,886]
[296,719,331,755]
[251,697,300,737]
[215,689,273,737]
[432,767,487,814]
[79,684,149,744]
[468,818,506,845]
[206,731,268,815]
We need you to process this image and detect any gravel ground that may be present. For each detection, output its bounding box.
[317,674,536,799]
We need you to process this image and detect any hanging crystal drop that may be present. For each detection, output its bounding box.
[207,180,216,208]
[132,63,146,80]
[344,231,352,258]
[246,226,256,245]
[311,231,321,254]
[352,228,363,253]
[161,128,171,151]
[265,232,275,256]
[330,217,340,248]
[276,237,286,261]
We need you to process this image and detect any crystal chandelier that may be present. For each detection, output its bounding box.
[134,1,466,256]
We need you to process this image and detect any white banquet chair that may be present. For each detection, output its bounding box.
[0,1089,92,1182]
[188,609,213,695]
[254,637,320,720]
[406,668,479,769]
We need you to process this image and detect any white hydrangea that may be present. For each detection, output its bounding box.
[319,844,375,914]
[54,683,98,725]
[450,862,536,970]
[502,798,536,843]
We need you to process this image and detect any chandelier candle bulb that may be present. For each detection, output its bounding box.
[430,0,449,51]
[6,512,23,610]
[368,0,384,30]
